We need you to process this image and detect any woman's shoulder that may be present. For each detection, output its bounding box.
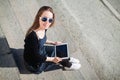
[24,31,38,45]
[27,31,36,37]
[25,31,37,40]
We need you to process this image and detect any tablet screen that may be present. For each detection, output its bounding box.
[56,44,68,58]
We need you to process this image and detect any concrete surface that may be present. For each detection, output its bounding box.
[0,25,20,80]
[0,0,120,80]
[59,0,120,80]
[106,0,120,16]
[101,0,120,21]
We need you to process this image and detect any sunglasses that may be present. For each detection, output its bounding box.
[40,17,53,23]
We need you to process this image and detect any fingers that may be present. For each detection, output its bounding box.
[53,57,62,63]
[56,57,62,62]
[54,41,62,45]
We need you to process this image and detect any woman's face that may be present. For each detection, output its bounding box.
[39,11,53,30]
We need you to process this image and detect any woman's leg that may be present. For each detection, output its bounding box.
[24,61,43,74]
[59,58,72,67]
[45,46,55,57]
[44,46,62,71]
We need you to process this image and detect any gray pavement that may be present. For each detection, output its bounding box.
[0,0,120,80]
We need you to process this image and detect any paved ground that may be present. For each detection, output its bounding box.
[0,0,120,80]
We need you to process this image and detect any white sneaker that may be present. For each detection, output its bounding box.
[70,63,81,70]
[69,57,80,63]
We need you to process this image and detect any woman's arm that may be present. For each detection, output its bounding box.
[46,39,62,45]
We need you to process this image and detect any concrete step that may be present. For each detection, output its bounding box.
[0,54,20,80]
[0,0,24,48]
[0,26,10,55]
[71,50,100,80]
[0,27,20,80]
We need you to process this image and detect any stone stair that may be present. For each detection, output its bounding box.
[2,0,120,80]
[0,26,20,80]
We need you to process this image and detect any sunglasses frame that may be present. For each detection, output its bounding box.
[40,17,53,23]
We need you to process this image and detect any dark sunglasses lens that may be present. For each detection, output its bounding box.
[42,17,47,22]
[49,19,53,23]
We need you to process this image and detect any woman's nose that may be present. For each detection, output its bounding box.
[46,21,50,24]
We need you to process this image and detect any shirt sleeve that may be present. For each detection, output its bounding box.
[24,32,47,63]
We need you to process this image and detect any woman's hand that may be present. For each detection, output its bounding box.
[52,57,62,63]
[46,57,62,63]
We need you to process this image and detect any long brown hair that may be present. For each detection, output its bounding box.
[25,6,55,37]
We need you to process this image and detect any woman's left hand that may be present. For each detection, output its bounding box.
[52,57,62,63]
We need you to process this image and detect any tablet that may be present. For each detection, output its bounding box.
[44,43,69,59]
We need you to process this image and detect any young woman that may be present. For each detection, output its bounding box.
[24,6,81,74]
